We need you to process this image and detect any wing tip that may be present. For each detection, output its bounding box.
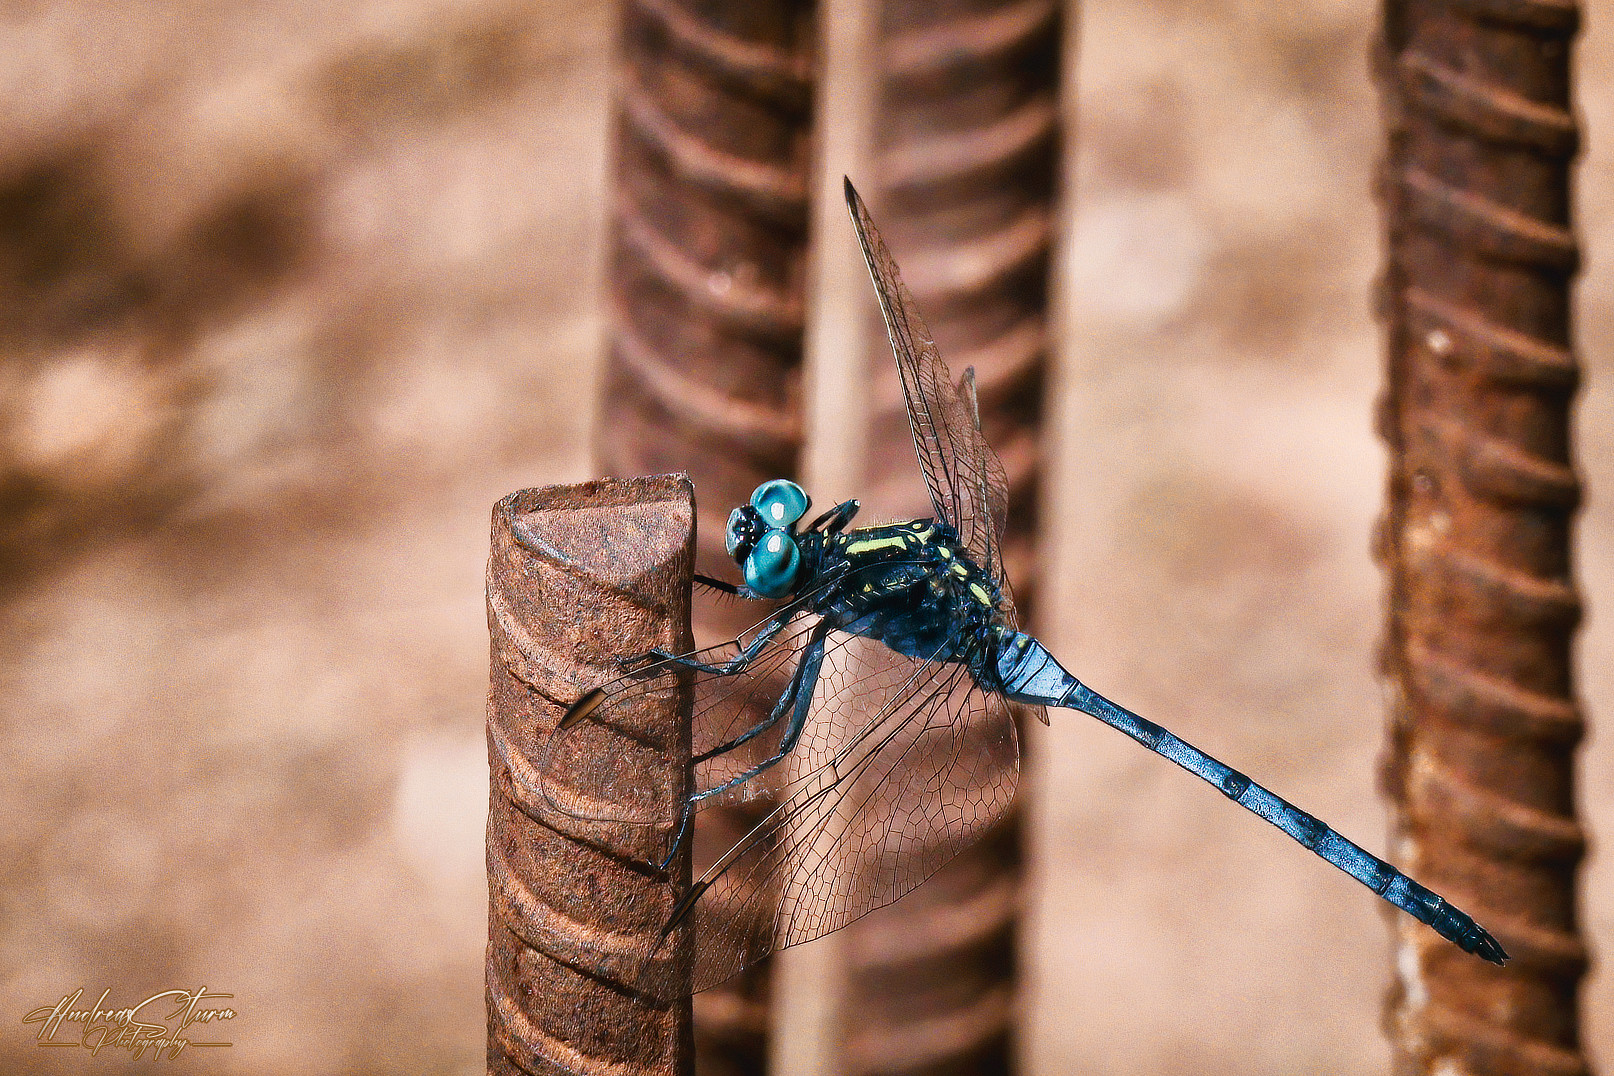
[843,174,858,208]
[560,687,605,731]
[660,878,711,939]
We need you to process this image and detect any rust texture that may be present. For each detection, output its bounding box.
[599,0,816,575]
[846,3,1062,1074]
[597,3,819,1073]
[1375,0,1591,1073]
[486,475,697,1076]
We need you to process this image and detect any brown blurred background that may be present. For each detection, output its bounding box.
[1,1,1609,1074]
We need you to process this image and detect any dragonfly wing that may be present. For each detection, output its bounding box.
[539,609,832,824]
[957,366,1012,570]
[539,559,961,822]
[845,179,1013,586]
[644,633,1019,997]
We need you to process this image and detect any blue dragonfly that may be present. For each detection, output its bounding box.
[542,178,1506,998]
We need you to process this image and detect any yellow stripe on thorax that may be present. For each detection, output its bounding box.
[844,534,912,556]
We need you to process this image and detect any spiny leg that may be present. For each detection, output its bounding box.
[657,806,696,874]
[628,562,850,676]
[629,610,794,677]
[694,573,743,595]
[688,622,830,811]
[995,632,1507,964]
[654,621,832,872]
[562,611,798,732]
[648,643,969,973]
[655,625,831,928]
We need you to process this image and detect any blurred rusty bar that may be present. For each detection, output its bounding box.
[844,3,1062,1075]
[597,3,819,1072]
[1374,0,1590,1073]
[486,476,696,1076]
[860,0,1059,604]
[600,0,816,578]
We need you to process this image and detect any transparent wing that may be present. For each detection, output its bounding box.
[536,617,817,825]
[845,179,1013,587]
[538,560,940,824]
[638,633,1020,998]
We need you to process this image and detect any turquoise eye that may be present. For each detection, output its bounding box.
[743,530,800,598]
[750,479,809,530]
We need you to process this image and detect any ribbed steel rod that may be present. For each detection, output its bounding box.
[860,0,1057,602]
[600,0,816,574]
[597,3,819,1073]
[845,3,1061,1074]
[1375,0,1590,1072]
[486,476,696,1076]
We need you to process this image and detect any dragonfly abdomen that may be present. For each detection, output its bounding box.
[993,632,1508,965]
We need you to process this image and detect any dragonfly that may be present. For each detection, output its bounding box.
[542,177,1507,999]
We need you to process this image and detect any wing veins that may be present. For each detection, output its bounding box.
[692,652,977,947]
[842,179,1013,587]
[693,639,956,887]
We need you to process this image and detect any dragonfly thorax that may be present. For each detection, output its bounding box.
[815,518,1009,667]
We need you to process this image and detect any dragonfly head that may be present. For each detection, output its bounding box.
[726,479,810,598]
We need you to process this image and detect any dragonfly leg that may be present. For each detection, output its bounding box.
[626,610,794,678]
[688,620,830,808]
[694,701,780,764]
[563,612,800,733]
[694,573,743,596]
[694,616,836,765]
[805,499,860,535]
[657,803,695,873]
[651,621,832,871]
[995,630,1508,965]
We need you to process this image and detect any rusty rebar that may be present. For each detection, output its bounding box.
[860,0,1058,601]
[597,4,818,1072]
[844,3,1061,1074]
[486,476,696,1076]
[600,0,816,577]
[1375,1,1590,1073]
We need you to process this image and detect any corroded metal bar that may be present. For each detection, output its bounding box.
[861,0,1059,603]
[1375,0,1590,1073]
[486,476,696,1076]
[600,0,816,581]
[597,3,818,1071]
[845,3,1062,1074]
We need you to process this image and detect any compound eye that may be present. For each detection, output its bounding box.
[750,479,810,530]
[725,506,751,558]
[743,530,800,598]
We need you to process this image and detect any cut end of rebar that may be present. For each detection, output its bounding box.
[560,687,605,731]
